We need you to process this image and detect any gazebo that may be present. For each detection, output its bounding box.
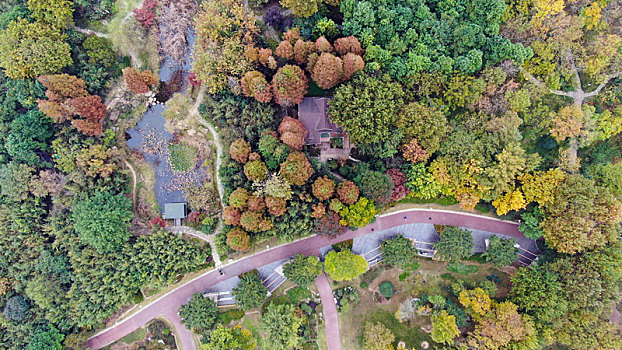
[164,202,187,226]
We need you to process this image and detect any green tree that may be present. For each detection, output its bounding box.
[179,293,219,332]
[232,270,268,311]
[0,19,72,79]
[27,0,73,29]
[397,102,448,155]
[323,249,368,281]
[353,170,394,205]
[380,235,418,269]
[283,254,323,287]
[280,0,322,17]
[260,303,305,350]
[329,73,404,144]
[518,206,544,240]
[363,322,394,350]
[0,161,34,202]
[482,236,518,266]
[339,197,376,228]
[27,325,64,350]
[203,324,256,350]
[430,310,460,345]
[72,190,133,253]
[6,110,54,165]
[434,226,474,261]
[3,295,29,322]
[510,266,567,331]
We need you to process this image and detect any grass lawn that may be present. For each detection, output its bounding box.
[168,143,197,172]
[118,326,146,345]
[241,312,261,347]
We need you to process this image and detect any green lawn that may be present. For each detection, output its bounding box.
[168,143,197,172]
[365,309,435,349]
[119,326,146,344]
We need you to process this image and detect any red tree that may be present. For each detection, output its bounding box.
[272,65,308,107]
[275,40,294,60]
[278,116,308,150]
[265,196,287,216]
[311,52,343,89]
[279,151,313,185]
[133,0,158,28]
[337,180,359,205]
[247,195,265,212]
[386,168,410,201]
[223,206,241,226]
[67,95,107,136]
[38,74,88,102]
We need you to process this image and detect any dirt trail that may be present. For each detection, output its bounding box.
[122,159,139,213]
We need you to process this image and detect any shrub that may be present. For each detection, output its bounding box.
[218,309,245,324]
[133,0,158,28]
[337,180,359,205]
[226,227,251,251]
[446,261,479,275]
[3,295,29,322]
[286,286,312,302]
[379,281,394,299]
[168,143,197,172]
[312,176,336,200]
[244,160,268,181]
[229,139,252,164]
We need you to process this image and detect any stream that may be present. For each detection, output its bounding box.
[126,29,198,213]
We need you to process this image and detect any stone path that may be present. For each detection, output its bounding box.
[315,272,341,350]
[88,208,524,350]
[166,226,222,267]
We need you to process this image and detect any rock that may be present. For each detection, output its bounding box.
[187,129,196,136]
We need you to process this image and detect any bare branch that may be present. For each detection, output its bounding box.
[584,72,622,99]
[519,67,574,98]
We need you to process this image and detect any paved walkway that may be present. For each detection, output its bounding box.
[315,273,341,350]
[87,208,523,350]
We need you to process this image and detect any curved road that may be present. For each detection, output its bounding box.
[88,208,522,349]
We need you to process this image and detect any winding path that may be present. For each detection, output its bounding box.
[87,208,523,350]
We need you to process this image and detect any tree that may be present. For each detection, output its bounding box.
[5,110,53,165]
[430,310,460,345]
[329,73,404,144]
[334,36,363,56]
[27,325,64,350]
[280,0,322,17]
[226,227,251,251]
[381,235,417,269]
[27,0,73,29]
[229,138,252,164]
[397,102,448,155]
[363,322,394,350]
[3,295,29,322]
[353,170,394,205]
[229,188,250,209]
[244,160,268,181]
[459,288,492,317]
[275,40,294,60]
[203,324,256,350]
[324,249,368,281]
[241,71,272,103]
[232,270,268,311]
[283,254,323,287]
[466,301,538,350]
[337,180,359,205]
[272,65,308,107]
[386,168,410,202]
[434,226,474,261]
[311,52,343,89]
[133,0,157,28]
[510,266,567,331]
[122,67,158,94]
[260,303,305,350]
[179,293,219,331]
[72,190,133,253]
[278,116,307,150]
[312,176,335,201]
[540,174,622,254]
[279,151,313,185]
[483,236,518,266]
[0,19,72,79]
[0,162,34,202]
[518,206,544,240]
[341,53,365,81]
[402,139,429,163]
[68,95,107,136]
[314,211,346,237]
[339,197,376,228]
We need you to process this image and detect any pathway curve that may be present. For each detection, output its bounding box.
[166,226,222,266]
[315,273,341,350]
[122,159,138,214]
[87,208,522,350]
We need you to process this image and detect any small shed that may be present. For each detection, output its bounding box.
[164,202,188,226]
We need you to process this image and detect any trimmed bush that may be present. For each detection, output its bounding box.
[379,281,394,299]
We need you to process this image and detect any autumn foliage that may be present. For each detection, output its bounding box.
[315,36,333,53]
[133,0,158,28]
[294,39,314,65]
[241,71,272,103]
[312,176,336,200]
[229,188,250,209]
[123,67,158,94]
[386,168,410,202]
[402,139,429,163]
[337,180,359,205]
[311,52,343,89]
[275,41,294,60]
[272,65,308,107]
[265,196,287,216]
[229,139,252,164]
[247,196,265,212]
[227,227,251,251]
[334,36,363,56]
[342,53,365,81]
[279,151,313,185]
[278,116,308,150]
[68,95,107,136]
[223,206,241,226]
